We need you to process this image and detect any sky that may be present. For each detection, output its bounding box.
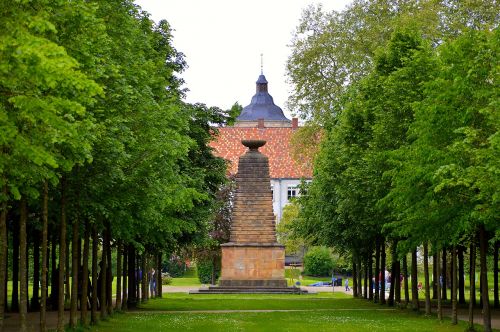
[134,0,352,118]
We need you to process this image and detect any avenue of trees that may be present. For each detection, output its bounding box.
[0,1,234,331]
[286,0,498,331]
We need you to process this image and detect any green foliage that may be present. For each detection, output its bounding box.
[303,246,334,277]
[0,0,232,313]
[286,0,499,123]
[196,259,220,285]
[0,0,102,198]
[163,258,187,278]
[161,274,172,285]
[384,28,500,248]
[288,9,499,323]
[276,201,306,255]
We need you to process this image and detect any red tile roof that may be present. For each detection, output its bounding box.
[210,127,312,179]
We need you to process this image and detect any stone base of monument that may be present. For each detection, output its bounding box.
[190,286,306,294]
[190,243,308,294]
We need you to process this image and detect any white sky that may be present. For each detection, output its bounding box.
[134,0,352,117]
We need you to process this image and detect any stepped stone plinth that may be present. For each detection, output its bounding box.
[219,140,287,289]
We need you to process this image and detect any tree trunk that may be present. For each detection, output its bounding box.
[122,248,128,309]
[479,225,491,332]
[19,197,28,332]
[100,230,107,320]
[411,248,419,311]
[65,236,70,304]
[364,258,368,299]
[70,217,79,328]
[31,231,40,310]
[494,241,498,309]
[436,249,442,321]
[451,246,457,324]
[136,255,139,300]
[50,233,56,309]
[0,184,8,331]
[368,253,373,300]
[25,232,29,312]
[479,273,483,307]
[57,178,67,332]
[380,241,386,304]
[141,254,147,302]
[2,223,5,314]
[357,257,362,297]
[403,254,409,306]
[388,243,396,306]
[12,215,19,312]
[395,258,401,305]
[442,248,447,301]
[156,252,162,298]
[127,245,136,309]
[352,256,358,297]
[374,239,380,303]
[458,246,465,304]
[105,226,112,315]
[432,252,438,300]
[116,242,122,310]
[423,242,431,315]
[81,222,90,327]
[91,225,98,324]
[40,181,48,332]
[145,254,149,300]
[468,240,475,331]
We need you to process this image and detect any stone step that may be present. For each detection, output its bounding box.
[230,232,276,237]
[232,212,275,217]
[230,237,276,242]
[231,233,276,238]
[190,287,307,294]
[231,218,275,224]
[231,227,276,231]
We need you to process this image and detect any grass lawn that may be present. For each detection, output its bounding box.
[89,292,494,332]
[167,267,201,287]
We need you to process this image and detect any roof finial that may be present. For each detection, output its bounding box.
[260,53,263,74]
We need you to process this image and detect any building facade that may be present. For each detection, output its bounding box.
[210,73,312,223]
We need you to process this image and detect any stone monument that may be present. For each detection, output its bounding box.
[192,139,304,293]
[218,139,288,288]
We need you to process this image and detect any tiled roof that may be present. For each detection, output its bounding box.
[210,127,312,179]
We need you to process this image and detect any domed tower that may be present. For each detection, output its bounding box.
[235,73,292,127]
[209,69,310,226]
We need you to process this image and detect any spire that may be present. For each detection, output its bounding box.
[260,53,263,75]
[235,69,290,123]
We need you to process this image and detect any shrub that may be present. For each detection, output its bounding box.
[161,272,172,285]
[163,257,187,277]
[196,258,220,284]
[303,246,334,276]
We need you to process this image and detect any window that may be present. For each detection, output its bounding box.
[287,186,298,200]
[271,184,274,202]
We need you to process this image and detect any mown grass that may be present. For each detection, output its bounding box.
[140,292,378,311]
[92,310,480,332]
[89,293,494,332]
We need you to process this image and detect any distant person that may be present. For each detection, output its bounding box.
[149,268,156,295]
[345,278,350,291]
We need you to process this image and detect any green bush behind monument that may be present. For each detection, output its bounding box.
[303,246,334,277]
[197,259,220,284]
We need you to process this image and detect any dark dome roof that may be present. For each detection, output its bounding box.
[236,74,290,122]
